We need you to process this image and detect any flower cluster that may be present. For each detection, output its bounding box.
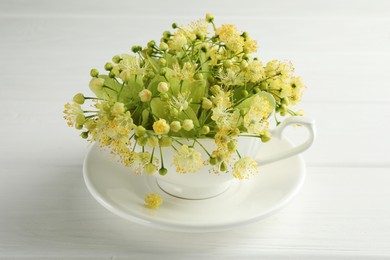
[64,14,305,180]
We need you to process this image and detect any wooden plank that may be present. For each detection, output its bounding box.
[0,166,389,257]
[1,0,390,18]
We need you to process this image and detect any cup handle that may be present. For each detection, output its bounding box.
[257,116,316,166]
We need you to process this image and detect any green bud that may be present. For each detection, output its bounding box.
[253,87,260,93]
[202,98,213,110]
[76,114,86,125]
[159,167,168,176]
[220,161,227,172]
[159,68,167,76]
[242,90,249,96]
[131,45,142,53]
[158,58,167,67]
[104,62,113,71]
[137,136,147,146]
[223,60,233,69]
[147,40,156,48]
[108,71,116,78]
[205,13,215,23]
[209,157,217,165]
[227,140,237,151]
[112,55,121,64]
[147,136,159,147]
[90,68,99,77]
[159,42,168,51]
[194,73,204,80]
[73,93,85,104]
[241,32,249,39]
[170,121,181,132]
[240,60,248,70]
[144,163,157,175]
[172,23,178,29]
[200,125,210,135]
[200,45,208,52]
[81,131,89,139]
[135,125,146,137]
[182,119,194,131]
[159,136,172,147]
[163,31,171,39]
[75,124,83,130]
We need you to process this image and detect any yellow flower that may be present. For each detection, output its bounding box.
[243,37,257,54]
[63,102,83,127]
[217,24,244,53]
[111,102,125,115]
[243,95,272,135]
[153,119,170,135]
[172,145,203,174]
[119,54,145,81]
[169,31,187,51]
[232,157,258,179]
[144,193,163,209]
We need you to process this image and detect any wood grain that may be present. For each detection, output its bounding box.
[0,0,389,258]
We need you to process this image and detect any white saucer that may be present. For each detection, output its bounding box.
[83,138,306,232]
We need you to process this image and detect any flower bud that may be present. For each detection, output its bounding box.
[253,87,260,93]
[84,120,96,130]
[104,62,113,71]
[81,131,89,139]
[137,136,147,146]
[76,114,86,125]
[163,31,171,39]
[227,139,237,151]
[135,125,146,137]
[194,73,204,80]
[75,124,83,130]
[200,125,210,135]
[147,136,159,147]
[90,68,99,77]
[159,167,168,176]
[131,45,142,53]
[73,93,85,104]
[182,119,194,131]
[202,98,213,110]
[159,42,168,51]
[144,163,157,175]
[172,23,178,29]
[240,60,248,70]
[159,136,172,147]
[157,82,169,93]
[158,58,167,67]
[139,89,152,102]
[112,55,121,64]
[241,90,249,96]
[205,13,215,23]
[159,68,167,76]
[220,161,227,172]
[147,40,156,48]
[108,71,116,78]
[223,60,233,69]
[209,157,217,165]
[170,121,181,132]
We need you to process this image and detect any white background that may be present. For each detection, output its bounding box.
[1,0,390,258]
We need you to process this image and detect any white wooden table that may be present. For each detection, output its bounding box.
[1,0,390,258]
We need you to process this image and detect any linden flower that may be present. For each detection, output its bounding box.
[169,31,187,51]
[144,193,163,209]
[153,119,170,135]
[244,95,272,135]
[173,145,203,174]
[63,102,83,127]
[119,54,145,81]
[232,157,258,179]
[217,24,244,53]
